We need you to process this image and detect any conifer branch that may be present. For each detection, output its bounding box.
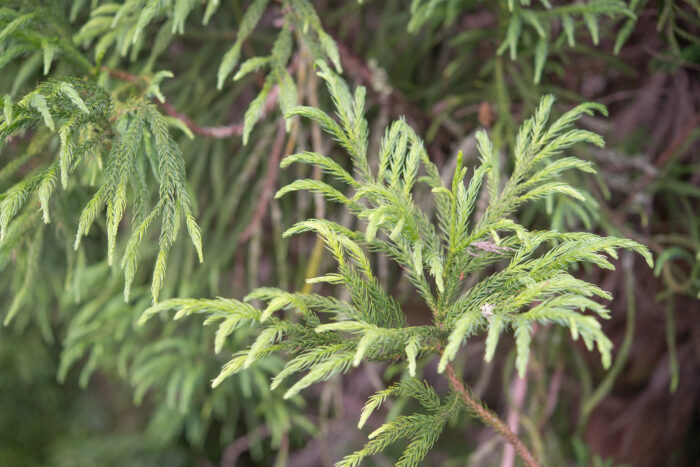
[1,2,673,464]
[139,59,653,465]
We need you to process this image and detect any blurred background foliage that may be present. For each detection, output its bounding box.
[0,0,698,465]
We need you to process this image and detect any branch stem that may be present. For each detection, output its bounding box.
[239,120,288,243]
[444,362,539,467]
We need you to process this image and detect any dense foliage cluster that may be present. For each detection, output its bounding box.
[0,0,697,466]
[144,61,653,466]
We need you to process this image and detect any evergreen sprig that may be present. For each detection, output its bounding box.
[143,61,653,465]
[0,77,202,306]
[215,0,342,143]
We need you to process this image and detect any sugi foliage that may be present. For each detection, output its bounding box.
[2,0,692,465]
[144,62,652,465]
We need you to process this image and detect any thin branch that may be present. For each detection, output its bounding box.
[101,67,141,82]
[239,120,288,243]
[101,63,286,139]
[220,425,269,467]
[615,113,700,216]
[103,44,430,145]
[539,358,564,431]
[501,372,530,467]
[444,362,539,467]
[335,41,425,129]
[159,88,278,138]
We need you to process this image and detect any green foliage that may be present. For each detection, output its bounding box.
[404,0,636,83]
[1,0,691,464]
[0,2,269,449]
[144,62,652,465]
[338,382,460,467]
[215,0,342,143]
[368,0,647,155]
[0,3,92,76]
[0,77,202,305]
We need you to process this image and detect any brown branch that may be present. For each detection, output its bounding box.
[335,41,425,128]
[220,425,269,467]
[101,65,283,139]
[444,362,539,467]
[159,87,279,138]
[239,120,288,243]
[102,67,141,82]
[501,372,530,467]
[105,40,430,141]
[103,45,429,144]
[615,113,700,216]
[540,359,563,431]
[334,39,450,164]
